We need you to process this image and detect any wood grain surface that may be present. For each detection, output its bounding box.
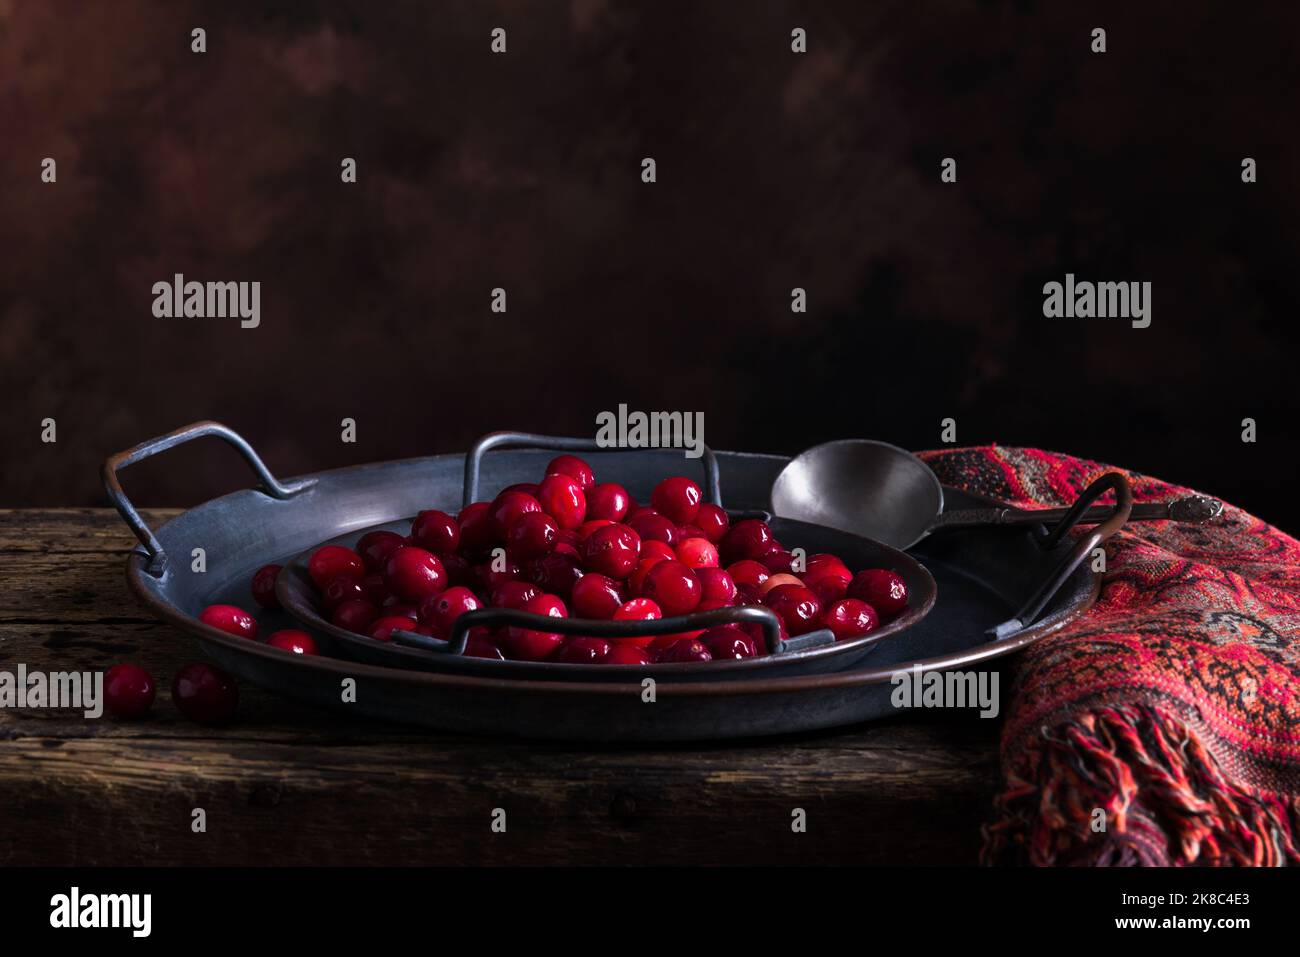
[0,509,1000,865]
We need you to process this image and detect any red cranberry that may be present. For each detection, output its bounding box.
[250,564,281,609]
[442,553,471,587]
[538,474,587,530]
[410,510,461,555]
[627,558,660,597]
[642,560,702,616]
[507,511,559,560]
[675,536,719,569]
[465,628,506,660]
[266,629,318,655]
[604,644,652,666]
[720,519,774,564]
[523,551,583,600]
[369,615,425,642]
[198,604,258,640]
[760,548,799,574]
[697,567,737,606]
[808,574,850,607]
[699,626,758,659]
[577,519,614,540]
[614,597,662,621]
[651,476,703,525]
[555,637,611,664]
[628,512,677,547]
[383,546,448,602]
[172,662,238,725]
[500,482,541,498]
[104,663,156,717]
[581,523,642,579]
[640,540,678,564]
[457,502,498,556]
[586,483,630,522]
[356,530,406,572]
[420,585,482,635]
[321,575,366,612]
[625,506,659,523]
[308,545,365,589]
[490,490,543,538]
[739,616,788,654]
[646,628,706,656]
[848,569,909,618]
[491,580,541,610]
[331,598,378,634]
[545,454,595,491]
[502,593,567,661]
[823,598,880,641]
[758,572,804,598]
[806,553,852,579]
[763,584,823,636]
[727,560,770,590]
[657,637,713,663]
[360,572,390,606]
[695,503,730,544]
[571,572,624,619]
[472,559,522,594]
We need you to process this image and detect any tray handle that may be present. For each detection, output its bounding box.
[392,603,818,657]
[985,471,1132,640]
[464,431,723,509]
[102,420,314,577]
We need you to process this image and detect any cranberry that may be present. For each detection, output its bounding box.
[198,604,258,640]
[605,644,653,666]
[758,572,804,597]
[537,474,587,530]
[720,519,774,564]
[581,523,642,579]
[502,593,567,661]
[625,506,659,523]
[739,615,788,654]
[522,551,583,600]
[420,585,482,635]
[442,553,471,587]
[250,564,281,609]
[848,569,909,618]
[586,483,630,522]
[266,629,318,655]
[555,637,611,664]
[628,512,677,547]
[627,558,662,597]
[472,559,522,594]
[823,598,880,641]
[332,598,378,634]
[763,584,823,636]
[409,510,461,555]
[657,638,713,663]
[806,553,852,579]
[369,615,424,642]
[614,597,662,620]
[321,575,366,612]
[171,662,238,725]
[808,574,850,607]
[500,482,540,498]
[308,545,365,589]
[640,540,678,564]
[695,503,730,544]
[646,628,706,656]
[104,663,156,717]
[457,502,498,556]
[760,548,799,574]
[577,519,614,540]
[571,572,625,619]
[356,530,406,572]
[491,580,541,610]
[465,628,506,660]
[490,490,543,539]
[697,567,737,606]
[675,536,720,569]
[642,560,702,616]
[545,454,595,491]
[507,511,559,560]
[699,626,758,659]
[727,560,770,590]
[383,546,448,602]
[650,477,703,525]
[360,572,390,606]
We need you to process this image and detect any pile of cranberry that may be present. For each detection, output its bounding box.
[272,454,909,666]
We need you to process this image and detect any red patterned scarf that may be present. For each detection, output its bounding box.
[917,446,1300,866]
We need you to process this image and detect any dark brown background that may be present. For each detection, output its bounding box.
[2,1,1297,530]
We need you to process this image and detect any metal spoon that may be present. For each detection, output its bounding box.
[770,438,1223,550]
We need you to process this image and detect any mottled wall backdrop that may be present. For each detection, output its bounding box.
[2,1,1298,530]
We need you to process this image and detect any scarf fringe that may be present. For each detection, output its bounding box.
[981,703,1300,866]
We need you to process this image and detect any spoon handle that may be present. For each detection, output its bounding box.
[932,494,1222,531]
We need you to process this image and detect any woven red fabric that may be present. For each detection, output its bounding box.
[916,445,1300,866]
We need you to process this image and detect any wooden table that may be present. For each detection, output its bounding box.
[0,509,1000,865]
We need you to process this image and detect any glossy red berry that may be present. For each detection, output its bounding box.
[586,483,630,522]
[695,503,730,544]
[570,572,625,619]
[758,572,804,598]
[104,664,156,717]
[537,474,587,530]
[502,593,567,661]
[522,551,583,600]
[807,573,850,607]
[642,560,702,616]
[696,567,737,606]
[762,583,823,636]
[331,598,378,634]
[848,569,909,618]
[675,536,719,569]
[356,530,407,572]
[383,546,448,603]
[250,564,281,609]
[614,597,662,621]
[699,626,758,660]
[604,644,653,666]
[507,511,559,560]
[720,519,774,564]
[321,575,366,612]
[410,510,461,556]
[266,629,318,655]
[545,454,596,491]
[471,559,522,595]
[490,580,542,610]
[555,637,611,664]
[420,585,482,635]
[627,558,662,598]
[628,511,677,547]
[308,545,365,589]
[360,572,390,606]
[650,476,702,525]
[656,637,713,663]
[457,502,498,556]
[490,490,543,539]
[198,604,258,640]
[727,559,770,591]
[806,553,852,580]
[581,523,642,579]
[172,663,238,725]
[823,598,880,641]
[760,548,799,574]
[369,615,424,642]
